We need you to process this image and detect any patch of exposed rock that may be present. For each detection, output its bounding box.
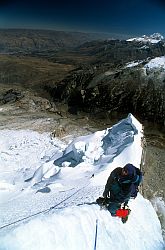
[0,88,59,114]
[0,89,24,104]
[142,126,165,240]
[17,93,57,113]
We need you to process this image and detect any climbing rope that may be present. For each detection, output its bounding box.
[94,219,98,250]
[0,177,93,230]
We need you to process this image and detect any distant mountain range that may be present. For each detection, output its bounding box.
[0,29,130,53]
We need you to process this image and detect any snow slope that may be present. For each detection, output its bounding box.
[0,114,164,250]
[124,56,165,72]
[144,56,165,70]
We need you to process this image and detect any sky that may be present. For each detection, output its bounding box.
[0,114,164,249]
[0,0,165,36]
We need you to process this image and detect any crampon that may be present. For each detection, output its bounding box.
[96,197,131,223]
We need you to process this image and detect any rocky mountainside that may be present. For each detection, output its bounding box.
[76,37,165,65]
[43,37,165,66]
[45,36,165,124]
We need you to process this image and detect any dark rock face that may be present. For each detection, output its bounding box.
[47,55,165,124]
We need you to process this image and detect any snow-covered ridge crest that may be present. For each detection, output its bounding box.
[53,113,140,169]
[127,33,164,44]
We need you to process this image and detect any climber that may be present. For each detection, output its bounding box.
[102,163,142,216]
